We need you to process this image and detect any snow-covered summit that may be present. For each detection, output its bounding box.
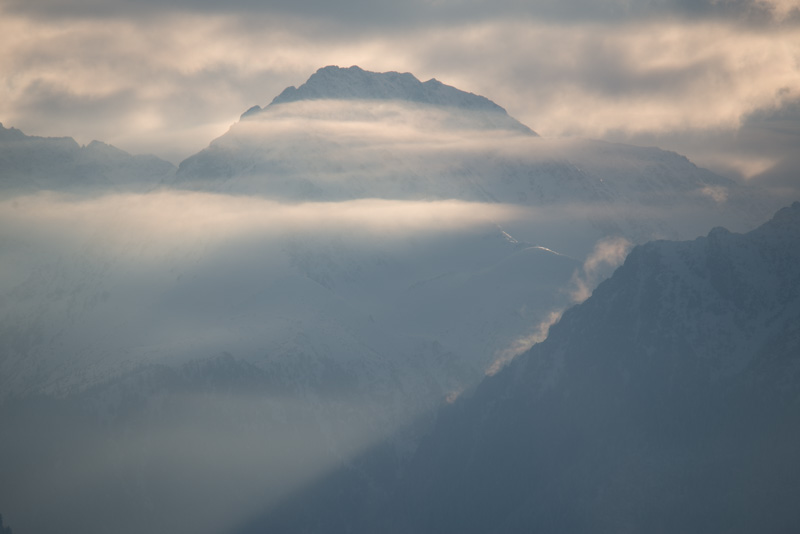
[242,65,536,134]
[271,65,503,111]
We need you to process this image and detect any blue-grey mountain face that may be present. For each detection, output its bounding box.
[0,123,175,194]
[376,202,800,534]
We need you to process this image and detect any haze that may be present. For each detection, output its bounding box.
[1,0,798,190]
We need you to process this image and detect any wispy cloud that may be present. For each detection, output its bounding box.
[486,310,563,376]
[570,236,633,303]
[485,235,633,375]
[0,192,526,250]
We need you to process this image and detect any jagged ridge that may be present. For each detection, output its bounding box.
[0,123,175,194]
[241,65,536,134]
[380,201,800,534]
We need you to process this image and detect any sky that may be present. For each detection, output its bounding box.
[1,0,799,188]
[2,4,798,530]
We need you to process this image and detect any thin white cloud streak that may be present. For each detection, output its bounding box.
[486,236,632,375]
[0,189,712,277]
[1,8,798,172]
[0,192,527,253]
[486,310,563,376]
[220,100,532,169]
[570,236,633,303]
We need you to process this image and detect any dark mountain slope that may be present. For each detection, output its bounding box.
[387,202,800,534]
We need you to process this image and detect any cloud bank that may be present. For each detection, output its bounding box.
[0,2,797,190]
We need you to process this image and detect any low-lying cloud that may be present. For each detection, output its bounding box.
[0,192,526,248]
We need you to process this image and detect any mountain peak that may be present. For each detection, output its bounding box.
[241,66,536,134]
[270,65,501,110]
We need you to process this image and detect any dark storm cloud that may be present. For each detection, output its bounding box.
[5,0,798,28]
[742,96,800,191]
[740,93,800,157]
[419,27,735,102]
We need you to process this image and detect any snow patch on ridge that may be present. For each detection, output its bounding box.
[243,65,536,135]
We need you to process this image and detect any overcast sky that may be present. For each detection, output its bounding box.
[1,0,798,187]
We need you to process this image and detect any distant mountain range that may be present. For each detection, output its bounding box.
[0,123,174,194]
[0,66,795,534]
